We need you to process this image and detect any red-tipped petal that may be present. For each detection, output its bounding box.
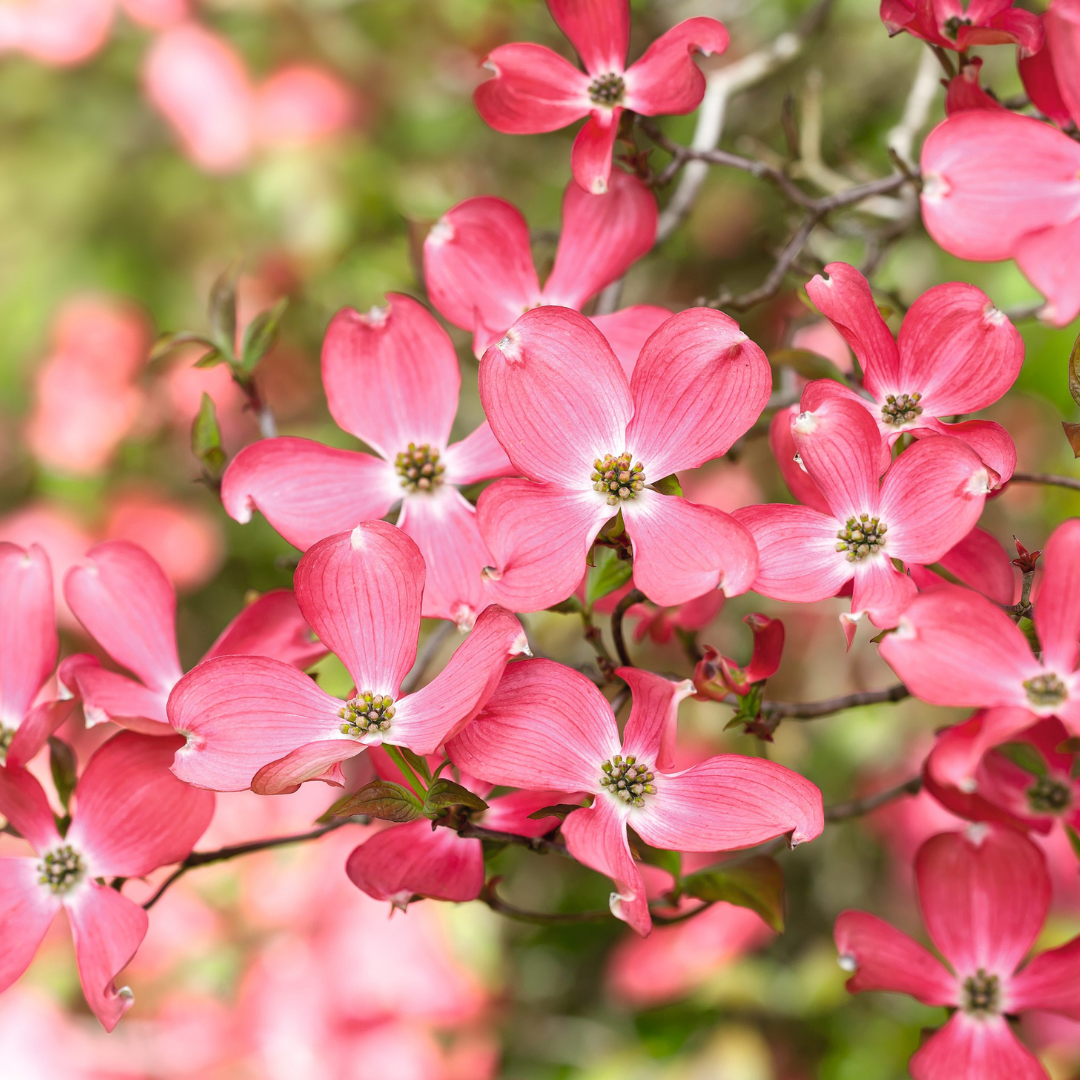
[0,765,61,852]
[619,668,693,772]
[1010,935,1080,1018]
[0,858,59,994]
[1034,518,1080,676]
[570,112,620,194]
[590,305,672,379]
[910,1010,1046,1080]
[473,43,590,134]
[767,406,831,514]
[623,17,729,116]
[548,0,629,73]
[202,589,325,670]
[0,543,55,728]
[442,422,516,487]
[250,740,355,796]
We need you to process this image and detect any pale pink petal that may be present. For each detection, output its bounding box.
[570,112,621,194]
[619,669,694,772]
[168,655,344,791]
[0,859,59,994]
[548,0,629,73]
[441,422,516,487]
[473,43,590,133]
[915,418,1016,487]
[66,884,147,1032]
[1015,215,1080,327]
[767,407,831,514]
[0,543,56,727]
[482,788,583,838]
[934,527,1015,607]
[910,1011,1046,1080]
[834,911,957,1005]
[250,740,355,796]
[622,17,730,115]
[5,700,75,770]
[0,765,61,852]
[623,492,757,607]
[254,65,356,148]
[293,524,423,696]
[1034,518,1080,676]
[850,557,917,628]
[58,656,171,733]
[220,437,400,552]
[626,308,771,477]
[543,172,657,309]
[1010,936,1080,1018]
[322,295,460,459]
[446,658,618,792]
[202,589,325,669]
[590,305,672,379]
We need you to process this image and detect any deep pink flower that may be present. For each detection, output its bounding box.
[474,0,729,193]
[0,731,214,1030]
[736,394,991,643]
[423,169,665,367]
[477,306,768,611]
[921,110,1080,326]
[1045,0,1080,126]
[880,0,1043,55]
[60,540,324,735]
[168,522,528,794]
[447,660,822,935]
[222,294,513,628]
[1018,14,1074,128]
[836,825,1080,1080]
[693,613,784,699]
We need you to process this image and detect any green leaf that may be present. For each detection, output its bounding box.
[192,349,226,369]
[682,855,785,932]
[191,393,226,475]
[996,741,1047,777]
[398,746,433,783]
[1068,329,1080,409]
[769,347,844,383]
[149,331,215,362]
[208,264,239,360]
[585,547,633,607]
[48,737,77,813]
[423,778,488,816]
[327,780,425,822]
[546,596,583,615]
[1018,616,1041,655]
[240,297,288,375]
[526,803,583,822]
[650,473,683,497]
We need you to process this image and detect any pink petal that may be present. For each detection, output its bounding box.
[589,305,673,379]
[1010,935,1080,1018]
[294,524,423,696]
[547,0,629,73]
[5,699,75,770]
[619,669,694,772]
[1047,2,1080,124]
[441,422,515,487]
[914,418,1016,487]
[473,43,590,133]
[833,910,957,1005]
[250,739,355,796]
[850,557,917,628]
[57,656,171,733]
[64,541,183,695]
[0,543,56,728]
[446,657,618,793]
[626,308,771,477]
[482,788,583,838]
[1034,518,1080,676]
[480,306,632,485]
[0,765,61,852]
[562,798,651,936]
[622,17,730,115]
[910,1013,1046,1080]
[346,819,483,905]
[67,732,214,878]
[0,858,59,995]
[321,295,460,460]
[220,437,400,552]
[1019,26,1073,127]
[66,883,147,1032]
[422,196,539,347]
[543,172,657,310]
[916,825,1049,977]
[253,64,356,147]
[1015,214,1080,327]
[880,585,1038,708]
[973,6,1044,55]
[476,480,612,613]
[202,588,325,669]
[935,527,1016,607]
[390,604,528,753]
[168,655,344,791]
[767,406,832,514]
[570,112,620,194]
[633,753,823,851]
[623,492,757,607]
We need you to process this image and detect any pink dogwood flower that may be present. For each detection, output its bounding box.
[476,306,768,612]
[1018,12,1074,128]
[0,731,215,1030]
[447,659,823,935]
[423,169,667,368]
[880,0,1043,55]
[474,0,729,194]
[168,522,528,795]
[736,394,991,643]
[60,540,325,735]
[222,293,513,629]
[1042,0,1080,126]
[0,0,114,67]
[835,824,1080,1080]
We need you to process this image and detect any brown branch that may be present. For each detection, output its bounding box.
[611,588,645,668]
[760,682,910,720]
[1009,471,1080,493]
[456,819,569,857]
[824,775,922,821]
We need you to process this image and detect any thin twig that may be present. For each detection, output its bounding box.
[456,819,570,857]
[611,589,645,668]
[1009,471,1080,493]
[400,620,457,694]
[824,775,922,822]
[760,682,910,720]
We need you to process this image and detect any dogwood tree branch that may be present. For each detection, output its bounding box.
[760,682,910,720]
[1010,471,1080,493]
[611,588,646,668]
[824,775,923,821]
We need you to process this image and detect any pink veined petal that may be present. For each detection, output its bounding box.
[880,585,1038,708]
[850,557,917,629]
[878,436,990,565]
[622,492,758,607]
[619,668,694,773]
[547,0,629,73]
[422,196,539,344]
[202,589,325,670]
[442,422,516,487]
[632,753,824,852]
[66,883,148,1032]
[936,527,1016,607]
[65,541,183,695]
[833,911,958,1006]
[916,825,1049,977]
[590,305,673,379]
[294,524,423,696]
[1047,0,1080,126]
[622,17,730,115]
[914,418,1016,487]
[562,798,651,936]
[1009,935,1080,1018]
[895,283,1023,415]
[482,788,583,838]
[67,732,214,878]
[0,543,56,728]
[168,655,344,791]
[58,657,171,733]
[1014,215,1080,327]
[389,604,528,754]
[5,699,75,770]
[570,112,621,194]
[346,820,483,905]
[446,657,619,793]
[250,739,355,796]
[480,306,632,486]
[396,487,493,628]
[473,43,591,134]
[734,503,854,603]
[626,308,771,477]
[909,1011,1047,1080]
[321,294,461,460]
[767,406,832,514]
[477,480,612,613]
[220,437,400,552]
[543,171,657,309]
[1034,518,1080,676]
[0,765,61,852]
[0,858,60,995]
[1019,26,1073,127]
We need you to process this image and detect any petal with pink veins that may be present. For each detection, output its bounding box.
[5,699,75,769]
[914,418,1015,487]
[473,43,590,134]
[57,656,171,733]
[909,1011,1046,1080]
[0,765,61,852]
[934,528,1015,606]
[547,0,629,73]
[767,407,832,514]
[0,858,60,994]
[622,17,730,115]
[202,589,325,669]
[570,112,621,194]
[619,668,694,772]
[590,305,672,379]
[250,739,355,796]
[850,557,917,628]
[482,788,584,838]
[0,543,56,728]
[1009,935,1080,1018]
[1034,519,1080,676]
[441,422,516,487]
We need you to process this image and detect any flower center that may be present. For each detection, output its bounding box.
[943,15,973,39]
[1024,673,1067,708]
[588,72,625,107]
[835,514,888,561]
[37,844,85,895]
[0,725,14,762]
[395,443,445,493]
[338,692,396,737]
[592,452,645,506]
[880,392,923,426]
[599,754,657,808]
[961,968,1000,1017]
[1027,775,1072,814]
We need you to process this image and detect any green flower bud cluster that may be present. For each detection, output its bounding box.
[599,753,657,808]
[38,844,85,895]
[395,443,445,493]
[588,73,625,106]
[592,452,645,506]
[836,514,887,562]
[1024,672,1067,707]
[339,692,396,737]
[880,392,923,426]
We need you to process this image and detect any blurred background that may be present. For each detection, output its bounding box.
[2,0,1080,1077]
